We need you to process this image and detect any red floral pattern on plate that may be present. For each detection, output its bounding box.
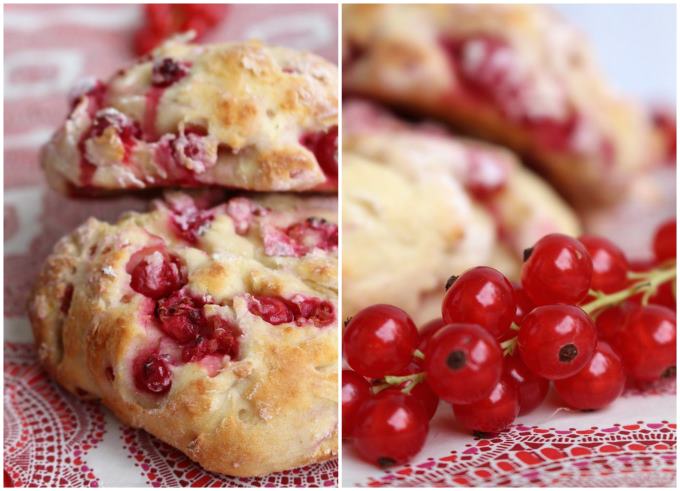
[3,343,105,487]
[361,422,676,487]
[120,426,338,487]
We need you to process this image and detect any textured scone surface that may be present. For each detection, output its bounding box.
[41,38,339,194]
[342,101,580,322]
[28,192,338,477]
[343,4,660,206]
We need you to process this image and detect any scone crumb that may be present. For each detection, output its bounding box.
[101,266,116,277]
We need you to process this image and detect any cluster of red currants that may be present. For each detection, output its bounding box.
[342,219,676,468]
[133,4,229,55]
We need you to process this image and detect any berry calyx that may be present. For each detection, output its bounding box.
[653,219,676,263]
[423,323,502,404]
[503,352,549,415]
[133,352,172,394]
[521,234,593,306]
[441,266,516,340]
[342,370,371,439]
[452,378,519,433]
[352,392,428,467]
[517,304,597,380]
[554,342,625,410]
[579,235,629,294]
[343,304,419,378]
[611,304,676,383]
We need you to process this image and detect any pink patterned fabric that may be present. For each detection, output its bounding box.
[4,4,337,486]
[360,421,676,487]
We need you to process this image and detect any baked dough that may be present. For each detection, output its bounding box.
[28,191,338,477]
[41,36,338,195]
[343,100,580,323]
[343,4,661,208]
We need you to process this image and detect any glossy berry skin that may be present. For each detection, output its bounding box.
[424,324,502,404]
[418,318,446,352]
[352,392,428,468]
[521,234,593,306]
[512,283,534,325]
[342,370,371,439]
[518,305,597,380]
[133,352,172,394]
[503,352,549,415]
[442,267,516,340]
[555,342,625,410]
[128,249,186,300]
[595,303,634,343]
[452,378,519,433]
[343,304,419,378]
[653,219,676,262]
[612,305,676,382]
[579,235,629,293]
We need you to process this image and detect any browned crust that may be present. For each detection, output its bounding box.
[41,39,338,195]
[28,194,338,477]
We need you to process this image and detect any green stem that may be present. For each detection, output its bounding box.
[383,372,426,395]
[582,264,676,315]
[413,349,425,360]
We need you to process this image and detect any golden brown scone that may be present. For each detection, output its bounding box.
[28,191,338,477]
[343,100,580,324]
[41,35,338,195]
[343,4,662,208]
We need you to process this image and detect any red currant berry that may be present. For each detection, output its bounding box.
[128,248,186,299]
[653,219,676,262]
[424,324,502,404]
[518,304,597,380]
[442,267,516,340]
[417,318,446,352]
[452,378,519,433]
[648,281,676,310]
[612,305,676,382]
[503,352,549,415]
[521,234,593,306]
[352,392,428,467]
[342,370,371,439]
[579,235,629,293]
[512,283,534,325]
[595,302,634,343]
[554,342,625,410]
[343,304,419,378]
[133,352,172,394]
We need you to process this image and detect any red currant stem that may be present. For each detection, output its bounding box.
[413,349,425,360]
[384,373,425,386]
[384,373,426,394]
[509,322,520,332]
[582,263,676,315]
[500,337,517,356]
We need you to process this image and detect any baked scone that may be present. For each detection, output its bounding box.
[41,36,338,195]
[343,100,580,323]
[28,191,338,477]
[343,4,662,207]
